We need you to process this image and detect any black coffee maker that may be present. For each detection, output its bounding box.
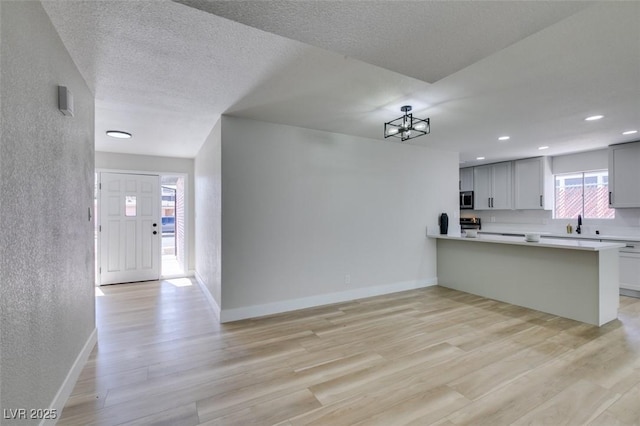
[439,213,449,235]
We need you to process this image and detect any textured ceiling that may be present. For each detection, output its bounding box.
[42,1,640,165]
[42,0,311,157]
[176,0,590,84]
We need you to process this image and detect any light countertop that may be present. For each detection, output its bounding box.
[545,233,640,243]
[429,233,626,251]
[478,231,640,244]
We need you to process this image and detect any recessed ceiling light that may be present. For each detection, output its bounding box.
[585,115,604,121]
[106,130,132,139]
[498,136,510,141]
[476,156,485,160]
[538,146,549,150]
[622,130,638,135]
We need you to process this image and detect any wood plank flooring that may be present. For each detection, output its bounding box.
[59,279,640,425]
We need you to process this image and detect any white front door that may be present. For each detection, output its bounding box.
[99,172,160,285]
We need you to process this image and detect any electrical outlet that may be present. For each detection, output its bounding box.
[491,216,496,223]
[345,274,351,285]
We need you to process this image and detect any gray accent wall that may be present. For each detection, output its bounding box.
[217,116,457,312]
[0,2,95,421]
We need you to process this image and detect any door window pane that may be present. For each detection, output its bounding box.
[125,195,137,217]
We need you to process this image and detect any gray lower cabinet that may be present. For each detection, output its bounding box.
[619,244,640,291]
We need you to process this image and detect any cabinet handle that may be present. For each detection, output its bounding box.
[488,198,491,208]
[609,191,612,205]
[540,195,543,207]
[491,197,494,208]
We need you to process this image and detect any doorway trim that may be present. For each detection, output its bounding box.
[95,168,190,284]
[159,173,189,279]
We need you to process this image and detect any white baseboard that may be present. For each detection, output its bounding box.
[43,328,97,426]
[219,278,437,323]
[621,283,640,292]
[195,271,221,321]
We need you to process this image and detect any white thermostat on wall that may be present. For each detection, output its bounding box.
[58,85,74,117]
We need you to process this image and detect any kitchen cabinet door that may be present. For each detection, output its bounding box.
[473,162,513,210]
[620,251,640,291]
[609,143,640,208]
[514,157,553,210]
[474,165,493,209]
[459,167,474,191]
[491,162,513,210]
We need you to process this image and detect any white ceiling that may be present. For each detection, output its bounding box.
[43,1,640,165]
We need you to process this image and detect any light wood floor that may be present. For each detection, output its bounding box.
[59,279,640,425]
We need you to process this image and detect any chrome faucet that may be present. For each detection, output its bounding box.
[576,214,582,234]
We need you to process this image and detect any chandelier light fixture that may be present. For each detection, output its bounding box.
[384,105,430,142]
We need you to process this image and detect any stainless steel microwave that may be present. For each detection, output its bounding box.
[460,191,474,209]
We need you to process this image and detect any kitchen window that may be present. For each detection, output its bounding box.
[554,170,614,219]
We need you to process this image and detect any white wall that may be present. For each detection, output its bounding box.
[1,2,95,421]
[194,120,222,309]
[219,116,458,320]
[552,149,608,174]
[95,151,196,272]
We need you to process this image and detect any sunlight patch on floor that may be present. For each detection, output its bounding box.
[167,278,193,287]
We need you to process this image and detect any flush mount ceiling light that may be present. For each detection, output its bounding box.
[585,115,604,121]
[538,146,549,150]
[623,130,638,135]
[498,136,510,141]
[384,105,430,142]
[106,130,132,139]
[476,156,485,160]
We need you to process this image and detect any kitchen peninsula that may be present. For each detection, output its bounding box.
[430,234,625,326]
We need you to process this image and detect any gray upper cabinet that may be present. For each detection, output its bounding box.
[609,142,640,208]
[514,157,553,210]
[459,167,474,191]
[473,162,512,210]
